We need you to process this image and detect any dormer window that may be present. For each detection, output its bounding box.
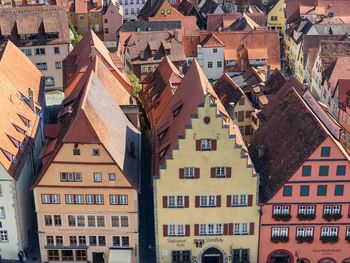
[46,32,59,39]
[18,114,30,128]
[172,103,183,117]
[7,135,21,149]
[0,148,14,162]
[13,124,26,135]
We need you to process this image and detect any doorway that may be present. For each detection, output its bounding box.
[202,247,223,263]
[93,252,104,263]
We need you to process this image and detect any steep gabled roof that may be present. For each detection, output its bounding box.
[213,73,246,112]
[138,0,165,19]
[153,60,230,176]
[249,77,342,202]
[34,56,141,190]
[323,56,350,94]
[200,32,225,47]
[0,41,44,178]
[63,30,131,102]
[199,0,222,17]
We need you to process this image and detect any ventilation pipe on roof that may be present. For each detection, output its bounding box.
[28,88,35,113]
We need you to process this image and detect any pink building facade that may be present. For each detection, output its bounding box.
[260,137,350,263]
[103,2,123,41]
[249,80,350,263]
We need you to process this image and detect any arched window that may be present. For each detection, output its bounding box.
[45,76,55,87]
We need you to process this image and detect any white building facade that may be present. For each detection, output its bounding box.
[120,0,146,21]
[197,44,225,82]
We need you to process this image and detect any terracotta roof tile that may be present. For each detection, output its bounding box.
[0,41,43,178]
[182,35,200,57]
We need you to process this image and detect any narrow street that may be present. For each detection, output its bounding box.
[139,127,156,263]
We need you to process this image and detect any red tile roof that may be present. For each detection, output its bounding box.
[0,41,44,178]
[182,35,200,57]
[200,32,225,47]
[335,79,350,110]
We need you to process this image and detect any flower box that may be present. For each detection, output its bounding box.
[271,236,289,243]
[323,213,342,221]
[272,214,291,221]
[296,236,313,243]
[297,213,316,221]
[320,236,338,243]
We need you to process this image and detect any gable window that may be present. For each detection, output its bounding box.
[213,48,217,53]
[302,165,311,176]
[208,62,213,68]
[336,165,346,176]
[317,185,327,196]
[319,166,329,176]
[300,185,310,196]
[109,173,116,180]
[321,147,330,157]
[92,149,100,156]
[73,148,80,155]
[94,173,102,182]
[60,172,82,182]
[283,186,292,196]
[54,47,60,54]
[201,139,212,150]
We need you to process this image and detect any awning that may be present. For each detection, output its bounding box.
[108,249,132,263]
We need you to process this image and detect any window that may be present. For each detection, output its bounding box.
[56,236,63,245]
[47,250,59,261]
[35,48,46,55]
[283,186,292,196]
[232,249,249,262]
[77,216,85,227]
[112,236,130,247]
[104,18,108,23]
[97,216,105,227]
[76,250,87,261]
[336,165,346,176]
[167,196,184,208]
[231,194,248,206]
[244,125,251,135]
[273,205,290,215]
[168,224,185,236]
[213,48,218,53]
[233,223,248,235]
[55,62,61,69]
[86,195,94,204]
[65,195,74,204]
[300,185,310,196]
[215,167,226,177]
[208,62,213,68]
[184,167,195,178]
[60,172,82,182]
[111,216,129,228]
[0,230,8,242]
[69,236,77,245]
[271,227,288,237]
[172,251,191,263]
[54,47,60,54]
[93,149,100,156]
[79,15,84,19]
[94,172,102,182]
[201,139,212,150]
[335,185,344,196]
[62,250,74,261]
[302,165,311,176]
[317,185,327,196]
[98,236,106,246]
[46,236,54,246]
[88,216,96,227]
[75,195,84,204]
[78,236,86,245]
[44,215,53,226]
[36,63,47,70]
[96,195,104,204]
[298,205,315,215]
[296,227,313,237]
[53,215,62,226]
[109,173,116,180]
[200,195,217,207]
[321,227,338,237]
[42,194,50,204]
[89,236,97,246]
[22,48,32,56]
[68,215,76,227]
[321,147,330,157]
[217,61,222,68]
[73,148,80,155]
[199,223,223,235]
[319,166,329,176]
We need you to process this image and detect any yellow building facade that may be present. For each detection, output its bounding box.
[154,95,260,263]
[69,11,103,35]
[154,0,183,18]
[267,0,286,33]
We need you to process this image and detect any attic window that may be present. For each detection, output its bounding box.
[73,144,80,155]
[18,114,30,128]
[7,135,21,149]
[93,149,100,156]
[13,124,26,135]
[0,148,14,162]
[172,102,183,117]
[158,128,169,141]
[159,145,169,159]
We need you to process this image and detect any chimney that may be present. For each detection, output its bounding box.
[90,46,96,58]
[266,65,271,81]
[258,145,265,158]
[28,88,35,112]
